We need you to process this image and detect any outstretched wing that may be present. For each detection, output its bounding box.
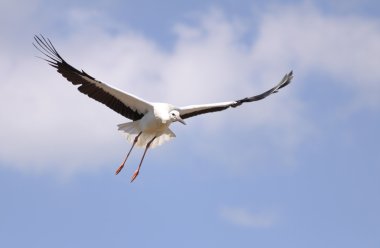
[33,35,153,121]
[179,71,293,119]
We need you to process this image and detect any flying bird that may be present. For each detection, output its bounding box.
[33,35,293,182]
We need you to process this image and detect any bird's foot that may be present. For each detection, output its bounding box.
[115,164,124,175]
[130,170,140,183]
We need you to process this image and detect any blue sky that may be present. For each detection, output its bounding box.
[1,0,380,247]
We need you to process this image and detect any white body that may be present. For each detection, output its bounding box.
[118,103,176,148]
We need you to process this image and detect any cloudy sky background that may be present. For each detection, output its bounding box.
[1,0,379,247]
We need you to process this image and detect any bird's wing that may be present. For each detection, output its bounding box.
[33,35,153,121]
[179,71,293,119]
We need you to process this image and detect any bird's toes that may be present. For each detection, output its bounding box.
[130,170,139,183]
[115,165,124,175]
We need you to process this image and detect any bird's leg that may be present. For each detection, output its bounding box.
[130,136,156,183]
[115,132,142,175]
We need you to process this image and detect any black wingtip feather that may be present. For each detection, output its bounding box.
[33,34,145,121]
[231,70,294,107]
[277,70,293,90]
[33,34,63,65]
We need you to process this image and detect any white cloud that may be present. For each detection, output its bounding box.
[1,3,378,173]
[252,3,380,107]
[220,206,276,228]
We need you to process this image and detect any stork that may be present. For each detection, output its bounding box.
[33,35,293,182]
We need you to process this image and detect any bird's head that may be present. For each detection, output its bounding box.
[169,110,186,125]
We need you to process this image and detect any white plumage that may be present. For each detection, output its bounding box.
[34,35,293,182]
[117,103,178,149]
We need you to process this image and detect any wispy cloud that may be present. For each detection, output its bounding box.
[220,206,276,228]
[1,3,379,173]
[252,3,380,108]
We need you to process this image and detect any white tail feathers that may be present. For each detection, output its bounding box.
[118,122,176,148]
